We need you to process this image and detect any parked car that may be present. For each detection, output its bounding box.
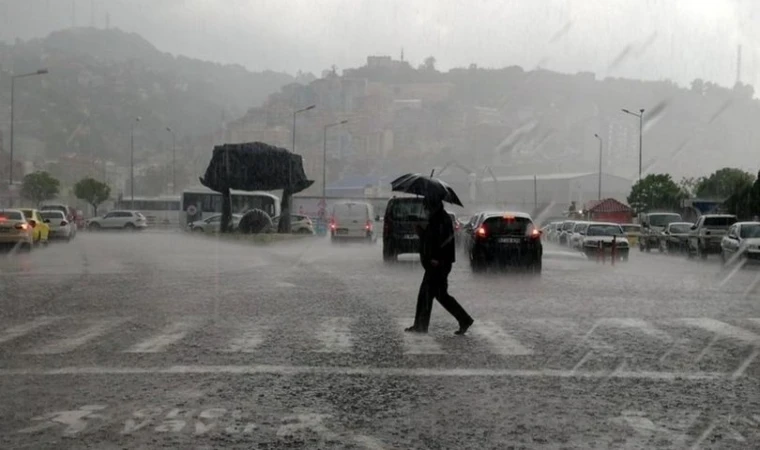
[687,214,738,259]
[87,210,148,230]
[40,210,73,242]
[188,214,243,233]
[720,221,760,265]
[639,212,682,252]
[382,197,426,262]
[558,220,577,246]
[581,222,630,261]
[0,209,34,251]
[273,214,315,234]
[659,222,693,254]
[466,212,542,274]
[568,221,591,250]
[19,208,49,246]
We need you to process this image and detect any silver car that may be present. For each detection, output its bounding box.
[188,214,243,233]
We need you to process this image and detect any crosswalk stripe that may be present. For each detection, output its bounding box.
[0,316,62,345]
[25,318,126,355]
[676,318,760,345]
[600,318,672,341]
[125,321,198,353]
[225,323,268,353]
[470,321,533,355]
[396,319,444,355]
[314,317,354,353]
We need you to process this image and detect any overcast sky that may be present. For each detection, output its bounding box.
[1,0,758,89]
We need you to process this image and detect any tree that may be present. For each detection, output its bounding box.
[73,177,111,216]
[678,176,703,197]
[422,56,437,72]
[627,173,686,213]
[695,167,755,200]
[20,171,60,206]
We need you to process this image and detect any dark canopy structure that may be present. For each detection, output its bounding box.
[199,142,314,232]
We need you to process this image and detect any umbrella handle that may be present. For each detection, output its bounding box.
[430,169,435,177]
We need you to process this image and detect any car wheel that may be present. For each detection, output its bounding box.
[89,222,100,231]
[639,242,645,252]
[699,242,708,260]
[297,228,311,234]
[192,227,204,232]
[531,259,542,275]
[382,242,397,262]
[124,223,136,230]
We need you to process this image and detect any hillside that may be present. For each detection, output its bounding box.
[0,27,294,167]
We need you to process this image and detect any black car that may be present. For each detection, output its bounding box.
[466,212,542,274]
[382,197,427,262]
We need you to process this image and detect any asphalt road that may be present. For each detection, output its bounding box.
[1,232,760,449]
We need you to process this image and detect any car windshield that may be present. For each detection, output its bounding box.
[20,210,33,219]
[704,216,737,227]
[40,211,64,220]
[649,214,681,227]
[561,221,575,231]
[621,225,641,233]
[669,224,692,233]
[483,216,532,235]
[587,224,625,236]
[0,211,23,220]
[740,224,760,238]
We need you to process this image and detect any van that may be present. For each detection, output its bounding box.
[330,201,377,243]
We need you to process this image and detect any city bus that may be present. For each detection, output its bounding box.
[114,195,181,227]
[180,186,281,226]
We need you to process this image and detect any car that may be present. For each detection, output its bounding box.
[0,209,34,251]
[87,210,148,230]
[382,197,427,261]
[639,212,683,252]
[687,214,738,259]
[188,214,243,233]
[273,214,315,234]
[466,212,542,274]
[40,203,77,239]
[720,221,760,265]
[620,223,642,248]
[558,220,577,246]
[39,210,72,242]
[568,221,591,250]
[19,208,50,246]
[330,201,377,243]
[581,222,630,261]
[659,222,693,254]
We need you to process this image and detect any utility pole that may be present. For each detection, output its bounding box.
[594,133,603,200]
[621,108,645,181]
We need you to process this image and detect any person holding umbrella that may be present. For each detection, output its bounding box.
[390,172,474,335]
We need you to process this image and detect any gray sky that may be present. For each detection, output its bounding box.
[1,0,758,88]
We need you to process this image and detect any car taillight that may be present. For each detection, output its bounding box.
[60,220,68,226]
[366,220,373,231]
[476,226,487,238]
[330,219,336,230]
[530,228,541,239]
[15,223,28,231]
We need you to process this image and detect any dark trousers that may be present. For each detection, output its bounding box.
[413,264,472,332]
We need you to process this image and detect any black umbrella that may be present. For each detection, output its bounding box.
[390,172,464,207]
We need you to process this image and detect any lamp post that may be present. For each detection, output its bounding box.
[594,133,603,200]
[166,127,176,195]
[130,116,141,209]
[282,104,315,233]
[322,120,348,200]
[621,108,645,181]
[8,69,48,198]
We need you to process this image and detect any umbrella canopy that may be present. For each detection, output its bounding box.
[199,142,314,194]
[390,173,464,207]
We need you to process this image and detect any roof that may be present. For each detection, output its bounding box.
[481,172,633,183]
[585,198,632,213]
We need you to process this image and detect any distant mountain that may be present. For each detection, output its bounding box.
[0,27,294,167]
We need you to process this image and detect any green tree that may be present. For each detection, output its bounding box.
[678,176,703,197]
[73,177,111,216]
[695,167,755,199]
[627,173,686,213]
[20,171,60,206]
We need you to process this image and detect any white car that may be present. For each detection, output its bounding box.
[720,221,760,265]
[40,203,77,238]
[330,201,377,243]
[188,214,243,233]
[87,210,148,230]
[272,214,315,234]
[40,210,72,241]
[568,221,591,250]
[581,222,630,261]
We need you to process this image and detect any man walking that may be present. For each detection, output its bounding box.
[405,197,474,335]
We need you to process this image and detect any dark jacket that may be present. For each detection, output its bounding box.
[420,208,456,269]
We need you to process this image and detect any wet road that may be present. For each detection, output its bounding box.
[1,232,760,449]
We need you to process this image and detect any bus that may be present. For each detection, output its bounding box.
[180,186,280,226]
[114,196,182,227]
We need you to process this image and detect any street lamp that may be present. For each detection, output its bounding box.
[130,116,141,210]
[282,104,315,233]
[594,133,603,200]
[323,119,348,207]
[621,108,645,181]
[166,127,176,195]
[8,68,48,197]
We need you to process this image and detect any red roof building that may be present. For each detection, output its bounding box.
[584,198,633,224]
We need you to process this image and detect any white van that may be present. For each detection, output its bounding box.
[330,201,377,243]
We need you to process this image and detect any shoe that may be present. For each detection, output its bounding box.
[454,319,474,335]
[405,326,426,333]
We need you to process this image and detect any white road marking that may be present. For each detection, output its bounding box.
[676,318,760,345]
[125,321,198,353]
[25,318,126,355]
[396,319,444,355]
[470,321,533,356]
[0,364,731,380]
[225,323,268,353]
[600,318,672,341]
[0,316,63,345]
[314,317,354,353]
[732,348,760,380]
[274,281,296,288]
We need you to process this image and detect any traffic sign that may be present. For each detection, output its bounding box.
[187,205,197,216]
